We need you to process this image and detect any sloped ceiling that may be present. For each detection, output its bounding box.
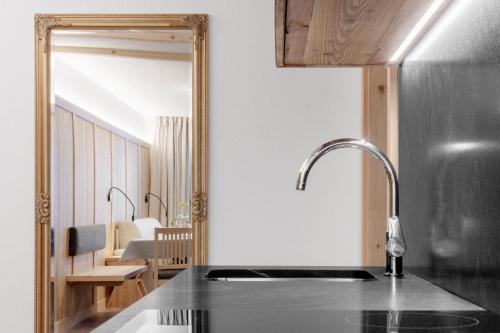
[52,30,192,118]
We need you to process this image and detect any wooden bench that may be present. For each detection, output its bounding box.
[104,256,149,308]
[67,265,148,306]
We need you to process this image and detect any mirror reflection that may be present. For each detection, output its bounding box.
[49,28,193,332]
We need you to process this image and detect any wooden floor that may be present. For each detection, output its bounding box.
[66,310,120,333]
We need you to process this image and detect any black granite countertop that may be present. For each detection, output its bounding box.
[93,266,500,332]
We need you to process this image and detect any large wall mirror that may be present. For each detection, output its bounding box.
[34,14,208,333]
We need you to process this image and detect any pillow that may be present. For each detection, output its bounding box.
[68,224,106,256]
[116,221,140,249]
[134,218,162,240]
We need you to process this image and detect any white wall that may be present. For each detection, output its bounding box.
[0,1,361,331]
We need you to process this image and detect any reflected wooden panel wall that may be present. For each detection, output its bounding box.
[54,108,74,322]
[111,134,127,223]
[138,146,150,218]
[94,126,112,302]
[126,141,139,219]
[73,115,96,314]
[52,105,150,328]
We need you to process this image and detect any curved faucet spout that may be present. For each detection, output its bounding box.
[296,138,399,216]
[295,138,406,275]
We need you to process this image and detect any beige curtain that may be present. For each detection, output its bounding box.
[150,116,192,226]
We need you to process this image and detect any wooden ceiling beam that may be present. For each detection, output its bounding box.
[276,0,452,66]
[54,31,192,42]
[52,45,192,62]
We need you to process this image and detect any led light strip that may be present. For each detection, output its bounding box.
[389,0,448,63]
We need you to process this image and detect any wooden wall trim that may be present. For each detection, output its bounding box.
[387,66,399,171]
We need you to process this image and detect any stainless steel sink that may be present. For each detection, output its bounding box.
[205,269,376,282]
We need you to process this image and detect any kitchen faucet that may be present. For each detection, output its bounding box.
[296,138,406,277]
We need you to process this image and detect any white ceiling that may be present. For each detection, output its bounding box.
[52,30,192,118]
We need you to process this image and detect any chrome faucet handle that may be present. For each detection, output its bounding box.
[386,216,406,257]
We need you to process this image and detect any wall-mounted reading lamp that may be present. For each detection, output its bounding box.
[145,192,168,218]
[107,187,135,221]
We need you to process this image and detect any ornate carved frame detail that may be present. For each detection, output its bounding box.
[192,191,208,223]
[34,14,208,333]
[35,193,50,225]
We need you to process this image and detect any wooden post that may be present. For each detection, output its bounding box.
[362,65,398,266]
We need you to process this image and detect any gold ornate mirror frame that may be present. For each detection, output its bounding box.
[34,14,208,333]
